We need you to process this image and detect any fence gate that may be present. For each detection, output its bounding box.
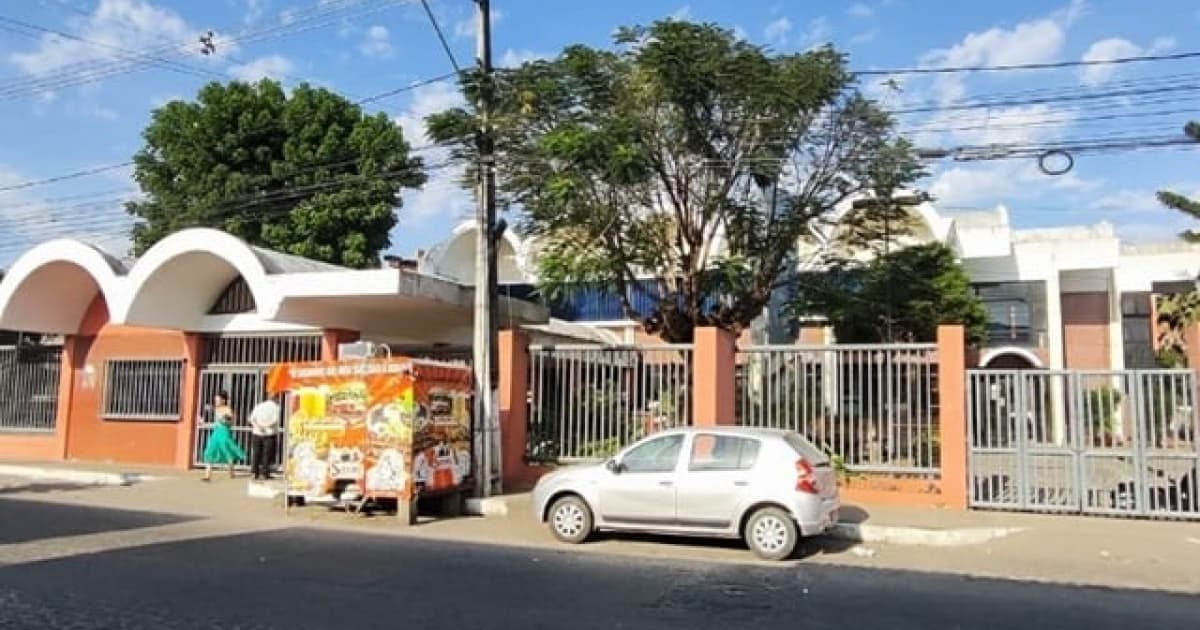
[968,369,1199,519]
[191,334,321,470]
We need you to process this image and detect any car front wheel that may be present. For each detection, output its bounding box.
[744,507,798,560]
[547,495,593,544]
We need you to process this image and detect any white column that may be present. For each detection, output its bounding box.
[1045,272,1067,445]
[1107,269,1126,440]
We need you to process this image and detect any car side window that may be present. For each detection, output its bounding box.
[688,434,761,472]
[620,434,684,473]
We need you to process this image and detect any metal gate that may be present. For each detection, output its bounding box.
[968,369,1199,519]
[191,334,321,470]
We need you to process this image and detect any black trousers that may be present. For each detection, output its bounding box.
[251,434,277,479]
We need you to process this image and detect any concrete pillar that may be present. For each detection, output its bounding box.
[321,329,360,361]
[692,327,736,427]
[174,333,204,470]
[52,335,79,460]
[498,328,530,490]
[1044,272,1067,445]
[937,324,968,510]
[1184,322,1200,370]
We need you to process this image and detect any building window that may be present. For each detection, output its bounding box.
[1121,291,1156,368]
[208,277,256,315]
[102,359,185,421]
[972,281,1048,347]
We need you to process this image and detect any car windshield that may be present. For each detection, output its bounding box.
[782,432,829,464]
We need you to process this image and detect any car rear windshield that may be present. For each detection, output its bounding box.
[782,432,829,464]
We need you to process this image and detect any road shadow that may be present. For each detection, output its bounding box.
[1,526,1198,629]
[0,480,96,496]
[0,497,198,545]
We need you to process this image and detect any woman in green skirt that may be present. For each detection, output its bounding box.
[202,390,246,481]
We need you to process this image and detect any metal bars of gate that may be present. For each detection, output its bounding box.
[527,344,692,463]
[0,345,63,432]
[967,369,1199,520]
[735,344,940,475]
[193,334,323,470]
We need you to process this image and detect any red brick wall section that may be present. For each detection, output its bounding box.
[64,297,189,467]
[1061,292,1112,369]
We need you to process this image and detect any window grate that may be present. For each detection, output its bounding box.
[102,359,184,421]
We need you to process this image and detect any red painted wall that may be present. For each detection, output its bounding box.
[64,297,189,466]
[1061,292,1112,369]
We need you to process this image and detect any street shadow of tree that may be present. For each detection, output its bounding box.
[0,497,198,545]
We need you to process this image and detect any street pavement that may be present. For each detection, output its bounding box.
[2,496,1200,630]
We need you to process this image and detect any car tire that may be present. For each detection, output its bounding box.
[547,495,593,544]
[744,507,798,561]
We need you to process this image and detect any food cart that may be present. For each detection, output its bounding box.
[266,356,473,524]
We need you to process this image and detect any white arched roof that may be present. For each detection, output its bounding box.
[116,228,280,329]
[0,239,126,334]
[421,220,532,285]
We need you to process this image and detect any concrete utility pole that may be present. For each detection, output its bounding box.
[472,0,498,498]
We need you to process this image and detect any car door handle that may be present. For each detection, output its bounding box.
[658,481,674,487]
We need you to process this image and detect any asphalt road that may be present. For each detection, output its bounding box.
[1,497,1198,630]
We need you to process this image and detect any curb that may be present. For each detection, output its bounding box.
[827,523,1026,547]
[0,464,156,487]
[465,496,512,517]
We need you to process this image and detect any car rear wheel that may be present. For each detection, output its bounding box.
[744,507,798,560]
[548,495,593,544]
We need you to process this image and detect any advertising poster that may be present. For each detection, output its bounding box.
[268,358,472,503]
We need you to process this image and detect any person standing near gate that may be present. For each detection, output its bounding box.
[202,391,245,481]
[248,391,282,481]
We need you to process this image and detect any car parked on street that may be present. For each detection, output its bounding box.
[531,426,840,560]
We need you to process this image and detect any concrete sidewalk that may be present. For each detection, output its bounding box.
[3,461,1200,593]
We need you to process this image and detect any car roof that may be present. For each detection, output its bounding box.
[657,426,794,439]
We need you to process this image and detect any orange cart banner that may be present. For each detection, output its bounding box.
[268,358,473,502]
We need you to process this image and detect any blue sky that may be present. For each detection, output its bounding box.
[0,0,1198,267]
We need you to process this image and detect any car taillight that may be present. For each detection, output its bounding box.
[795,458,818,494]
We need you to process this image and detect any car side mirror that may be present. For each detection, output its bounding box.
[605,459,623,474]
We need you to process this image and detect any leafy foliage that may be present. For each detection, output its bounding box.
[1155,290,1200,365]
[790,242,989,344]
[427,21,923,341]
[1157,121,1200,242]
[127,80,426,268]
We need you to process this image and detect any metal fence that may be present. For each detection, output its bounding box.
[968,369,1199,519]
[102,359,185,420]
[192,334,322,470]
[0,345,63,432]
[736,344,940,474]
[527,344,692,463]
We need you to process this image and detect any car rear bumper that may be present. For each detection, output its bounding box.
[796,496,840,537]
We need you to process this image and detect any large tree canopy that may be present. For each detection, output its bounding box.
[127,80,425,268]
[427,20,923,341]
[790,242,988,344]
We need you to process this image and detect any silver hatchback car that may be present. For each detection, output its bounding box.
[531,426,840,560]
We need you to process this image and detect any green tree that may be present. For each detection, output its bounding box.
[127,80,426,268]
[790,242,989,344]
[1153,120,1200,361]
[1157,121,1200,241]
[426,20,923,342]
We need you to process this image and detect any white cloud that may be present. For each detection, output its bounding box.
[919,2,1080,103]
[243,0,268,25]
[394,82,472,224]
[1079,36,1175,85]
[359,25,393,59]
[847,3,874,18]
[850,29,878,45]
[669,6,692,21]
[498,49,547,68]
[454,7,503,39]
[6,0,240,103]
[914,104,1076,147]
[928,159,1099,210]
[228,54,295,82]
[799,17,832,48]
[763,17,792,46]
[0,166,135,262]
[1091,185,1200,214]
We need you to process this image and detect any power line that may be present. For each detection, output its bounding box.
[0,162,132,193]
[855,50,1200,76]
[419,0,462,74]
[356,72,459,104]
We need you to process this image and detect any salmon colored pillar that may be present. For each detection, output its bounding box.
[173,333,204,470]
[692,327,736,427]
[321,329,360,360]
[1183,322,1200,370]
[52,335,79,460]
[937,324,968,509]
[498,328,531,490]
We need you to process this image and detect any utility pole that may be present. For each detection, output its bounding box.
[472,0,498,498]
